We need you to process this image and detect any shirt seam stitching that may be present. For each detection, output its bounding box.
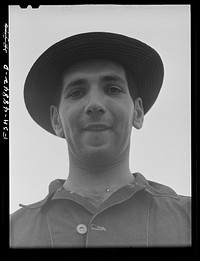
[145,189,180,200]
[146,193,150,247]
[47,212,54,248]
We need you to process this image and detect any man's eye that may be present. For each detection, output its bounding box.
[68,89,85,98]
[106,86,122,94]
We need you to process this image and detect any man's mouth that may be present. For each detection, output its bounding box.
[83,123,111,131]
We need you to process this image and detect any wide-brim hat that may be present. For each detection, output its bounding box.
[24,32,164,138]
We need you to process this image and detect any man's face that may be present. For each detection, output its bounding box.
[53,59,141,166]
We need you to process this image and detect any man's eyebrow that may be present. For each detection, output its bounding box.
[63,74,127,93]
[63,79,87,93]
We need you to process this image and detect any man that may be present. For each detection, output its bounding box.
[10,32,191,247]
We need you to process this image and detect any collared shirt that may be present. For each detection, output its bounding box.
[10,173,191,248]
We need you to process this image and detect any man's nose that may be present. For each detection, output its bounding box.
[85,92,106,116]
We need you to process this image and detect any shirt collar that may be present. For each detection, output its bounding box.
[19,172,179,209]
[133,173,180,200]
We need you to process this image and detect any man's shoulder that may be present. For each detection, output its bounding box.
[146,179,191,214]
[11,204,38,225]
[148,179,190,197]
[10,198,52,247]
[10,179,64,218]
[10,197,48,227]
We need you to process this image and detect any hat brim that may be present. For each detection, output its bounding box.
[24,32,164,137]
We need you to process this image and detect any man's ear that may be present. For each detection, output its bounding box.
[132,98,144,129]
[50,105,64,138]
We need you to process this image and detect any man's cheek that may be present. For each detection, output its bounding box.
[117,118,131,140]
[66,118,82,144]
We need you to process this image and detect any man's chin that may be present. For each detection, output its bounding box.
[85,143,112,153]
[82,144,115,163]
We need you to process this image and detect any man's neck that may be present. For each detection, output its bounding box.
[63,154,134,194]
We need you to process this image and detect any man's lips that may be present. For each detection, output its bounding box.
[83,123,111,131]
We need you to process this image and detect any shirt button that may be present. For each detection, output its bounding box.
[76,224,87,235]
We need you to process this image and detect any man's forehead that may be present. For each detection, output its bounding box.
[62,59,126,81]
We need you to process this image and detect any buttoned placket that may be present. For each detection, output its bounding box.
[46,182,148,247]
[84,183,148,247]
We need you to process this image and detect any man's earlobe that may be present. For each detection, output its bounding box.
[132,98,144,130]
[50,105,64,137]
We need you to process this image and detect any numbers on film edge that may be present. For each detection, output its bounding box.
[2,64,9,140]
